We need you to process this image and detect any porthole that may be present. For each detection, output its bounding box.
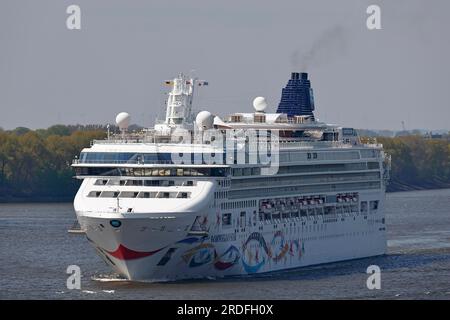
[110,220,122,228]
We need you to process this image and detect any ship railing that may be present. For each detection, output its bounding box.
[279,140,383,148]
[72,159,175,165]
[92,138,156,145]
[279,140,348,148]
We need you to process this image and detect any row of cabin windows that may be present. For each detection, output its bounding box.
[217,180,231,187]
[231,172,381,191]
[76,167,228,177]
[87,190,190,199]
[258,193,358,215]
[232,167,261,176]
[221,200,257,210]
[215,191,228,199]
[259,205,360,222]
[94,179,196,187]
[221,211,254,228]
[231,162,380,178]
[221,202,378,227]
[360,200,379,213]
[229,202,380,224]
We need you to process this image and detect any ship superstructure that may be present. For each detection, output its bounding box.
[72,72,390,281]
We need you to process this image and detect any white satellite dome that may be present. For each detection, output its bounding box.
[115,112,130,130]
[195,111,214,130]
[253,97,268,112]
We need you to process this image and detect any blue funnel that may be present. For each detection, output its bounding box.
[276,72,315,118]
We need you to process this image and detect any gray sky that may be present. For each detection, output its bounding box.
[1,0,449,130]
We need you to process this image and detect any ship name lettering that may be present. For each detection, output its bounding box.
[210,233,236,243]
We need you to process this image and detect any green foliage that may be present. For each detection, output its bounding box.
[378,136,450,190]
[11,127,31,136]
[0,126,105,200]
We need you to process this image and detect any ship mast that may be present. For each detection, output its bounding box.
[163,73,208,128]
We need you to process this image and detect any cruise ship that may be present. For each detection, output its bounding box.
[72,72,390,281]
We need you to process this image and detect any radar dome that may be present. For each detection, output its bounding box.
[195,111,214,130]
[115,112,130,130]
[253,97,267,112]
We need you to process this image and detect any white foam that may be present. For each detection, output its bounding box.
[102,290,115,294]
[82,290,96,294]
[91,275,127,282]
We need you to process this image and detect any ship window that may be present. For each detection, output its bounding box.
[370,200,379,211]
[313,153,318,159]
[361,201,368,213]
[233,168,242,176]
[162,192,170,198]
[307,153,311,159]
[251,167,261,175]
[368,162,380,169]
[180,192,188,198]
[222,213,232,226]
[240,211,246,228]
[143,192,150,198]
[144,180,157,186]
[76,166,228,177]
[187,180,194,186]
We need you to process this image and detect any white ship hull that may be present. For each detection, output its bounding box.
[75,191,386,281]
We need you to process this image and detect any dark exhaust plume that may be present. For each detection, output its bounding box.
[291,25,348,71]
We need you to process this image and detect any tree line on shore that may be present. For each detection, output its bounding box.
[0,125,449,201]
[377,136,450,191]
[0,125,106,200]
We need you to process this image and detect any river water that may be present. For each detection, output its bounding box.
[1,189,450,299]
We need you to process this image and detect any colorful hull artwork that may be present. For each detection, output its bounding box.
[182,243,215,267]
[241,232,271,273]
[181,243,241,270]
[289,239,305,258]
[103,232,304,275]
[241,232,305,273]
[213,245,240,270]
[271,230,290,263]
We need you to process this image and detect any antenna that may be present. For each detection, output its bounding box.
[401,121,406,131]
